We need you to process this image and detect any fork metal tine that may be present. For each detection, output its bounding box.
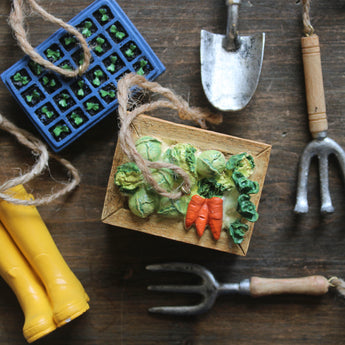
[147,284,205,294]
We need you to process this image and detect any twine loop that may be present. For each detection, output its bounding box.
[329,277,345,298]
[0,112,80,206]
[9,0,91,77]
[302,0,315,36]
[117,73,222,200]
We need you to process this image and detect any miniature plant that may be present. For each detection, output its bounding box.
[61,63,72,70]
[81,21,93,37]
[13,72,29,86]
[70,111,84,126]
[99,8,109,22]
[46,48,61,62]
[29,61,43,75]
[77,80,86,97]
[125,44,137,58]
[106,55,119,73]
[52,124,69,137]
[109,24,126,40]
[64,35,76,47]
[136,59,148,76]
[92,69,104,87]
[94,36,105,54]
[41,105,54,119]
[100,89,116,99]
[58,93,70,108]
[42,76,56,88]
[26,89,41,103]
[86,102,100,112]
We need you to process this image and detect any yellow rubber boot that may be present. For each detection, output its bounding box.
[0,185,89,327]
[0,221,56,342]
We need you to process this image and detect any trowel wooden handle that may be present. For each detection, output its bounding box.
[301,34,328,137]
[250,276,329,297]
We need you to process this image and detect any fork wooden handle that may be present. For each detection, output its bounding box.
[250,276,329,297]
[301,34,328,138]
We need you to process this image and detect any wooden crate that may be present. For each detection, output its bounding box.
[102,115,271,255]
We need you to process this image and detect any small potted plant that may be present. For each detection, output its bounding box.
[11,70,31,89]
[67,108,88,128]
[93,6,113,24]
[35,103,58,125]
[49,121,71,141]
[83,96,103,116]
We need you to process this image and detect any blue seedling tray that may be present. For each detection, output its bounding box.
[1,0,165,152]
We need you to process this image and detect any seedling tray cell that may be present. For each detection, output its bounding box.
[1,0,165,152]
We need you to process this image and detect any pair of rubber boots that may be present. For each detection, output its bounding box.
[0,184,89,343]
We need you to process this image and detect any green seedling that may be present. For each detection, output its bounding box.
[41,106,54,119]
[70,112,84,126]
[109,24,126,40]
[92,69,104,86]
[99,8,109,22]
[61,63,72,70]
[81,21,93,38]
[46,48,61,62]
[86,102,100,112]
[106,55,118,73]
[58,93,70,108]
[29,61,43,75]
[94,36,105,54]
[26,89,41,103]
[125,44,137,58]
[136,59,148,76]
[42,76,57,87]
[100,89,116,99]
[64,36,76,47]
[13,72,29,86]
[52,124,69,137]
[77,80,86,97]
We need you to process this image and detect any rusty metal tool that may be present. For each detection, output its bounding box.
[146,263,331,315]
[294,33,345,214]
[200,0,265,112]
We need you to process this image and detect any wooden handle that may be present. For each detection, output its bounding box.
[301,34,328,137]
[250,276,329,297]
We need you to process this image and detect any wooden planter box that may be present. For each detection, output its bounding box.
[102,115,271,255]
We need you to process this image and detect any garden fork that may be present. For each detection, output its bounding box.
[146,263,330,315]
[294,34,345,214]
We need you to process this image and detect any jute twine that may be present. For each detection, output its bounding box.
[117,73,223,200]
[9,0,91,77]
[302,0,314,36]
[0,113,80,205]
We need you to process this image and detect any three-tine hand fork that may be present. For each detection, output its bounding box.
[147,263,331,315]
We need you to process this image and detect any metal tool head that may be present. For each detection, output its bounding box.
[200,0,265,111]
[146,262,249,315]
[294,136,345,214]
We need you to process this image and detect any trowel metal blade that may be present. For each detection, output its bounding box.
[200,30,265,112]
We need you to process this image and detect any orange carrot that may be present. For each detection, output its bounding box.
[195,201,208,237]
[207,197,223,240]
[185,195,205,229]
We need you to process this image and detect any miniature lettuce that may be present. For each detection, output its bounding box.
[114,162,144,194]
[237,194,259,222]
[197,178,227,199]
[128,187,157,218]
[232,171,259,195]
[226,152,255,178]
[163,143,197,176]
[196,150,226,178]
[229,220,249,244]
[135,136,162,162]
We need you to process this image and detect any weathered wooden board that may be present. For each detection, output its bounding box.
[102,114,271,255]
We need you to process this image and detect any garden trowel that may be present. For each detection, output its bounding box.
[200,0,265,111]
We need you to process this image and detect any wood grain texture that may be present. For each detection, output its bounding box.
[1,0,345,344]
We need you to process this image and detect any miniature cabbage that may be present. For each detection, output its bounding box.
[135,136,162,161]
[229,220,249,244]
[226,152,255,178]
[196,150,226,178]
[114,162,144,194]
[151,168,175,192]
[157,195,190,218]
[128,187,157,218]
[163,143,197,175]
[232,171,259,195]
[237,194,259,222]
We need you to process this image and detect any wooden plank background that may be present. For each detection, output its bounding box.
[1,0,345,344]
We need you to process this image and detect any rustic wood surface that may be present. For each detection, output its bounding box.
[1,0,345,344]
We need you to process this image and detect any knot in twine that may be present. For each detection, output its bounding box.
[9,0,91,77]
[329,277,345,298]
[302,0,314,36]
[0,112,80,206]
[117,73,223,200]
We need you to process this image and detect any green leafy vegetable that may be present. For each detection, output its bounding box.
[196,150,226,178]
[135,136,162,161]
[226,152,255,177]
[94,37,105,53]
[114,162,144,194]
[157,196,190,218]
[81,21,93,37]
[110,24,126,40]
[70,112,84,126]
[86,102,99,112]
[128,187,157,218]
[58,93,70,108]
[46,48,61,61]
[64,36,76,46]
[232,171,259,195]
[100,89,116,99]
[125,44,137,58]
[237,194,258,222]
[52,124,69,137]
[229,220,249,244]
[26,89,41,103]
[41,106,54,118]
[13,72,29,86]
[197,178,227,199]
[137,59,148,76]
[92,69,103,86]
